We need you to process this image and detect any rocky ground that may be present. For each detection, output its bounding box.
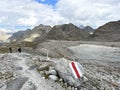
[0,53,67,90]
[0,41,120,90]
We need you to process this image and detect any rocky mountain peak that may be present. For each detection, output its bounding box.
[83,26,94,31]
[45,23,90,40]
[32,24,51,33]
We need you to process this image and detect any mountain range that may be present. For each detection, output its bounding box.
[1,20,120,43]
[8,24,51,42]
[8,23,92,42]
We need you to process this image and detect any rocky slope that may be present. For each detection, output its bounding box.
[0,44,120,90]
[93,20,120,41]
[44,23,90,41]
[8,29,31,42]
[8,24,51,42]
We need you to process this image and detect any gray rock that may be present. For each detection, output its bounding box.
[49,67,55,71]
[54,58,83,87]
[15,66,23,70]
[48,75,58,81]
[48,70,57,75]
[83,76,88,82]
[67,86,72,90]
[28,65,38,70]
[5,77,29,90]
[37,62,53,71]
[21,81,37,90]
[74,88,77,90]
[28,84,36,90]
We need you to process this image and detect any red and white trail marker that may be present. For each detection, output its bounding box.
[69,61,83,79]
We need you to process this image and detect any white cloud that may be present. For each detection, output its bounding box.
[0,0,67,32]
[0,16,7,23]
[18,16,38,26]
[56,0,120,28]
[0,28,14,33]
[0,0,120,32]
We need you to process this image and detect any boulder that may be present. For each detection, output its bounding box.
[37,62,53,71]
[48,69,57,75]
[5,77,29,90]
[54,58,83,87]
[48,75,58,81]
[15,66,23,70]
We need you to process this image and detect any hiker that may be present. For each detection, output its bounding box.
[18,47,21,53]
[9,47,12,53]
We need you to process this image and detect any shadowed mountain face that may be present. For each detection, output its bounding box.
[8,29,31,42]
[45,23,90,41]
[8,24,51,42]
[93,20,120,41]
[83,26,94,32]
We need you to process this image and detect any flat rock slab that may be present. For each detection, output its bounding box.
[6,77,29,90]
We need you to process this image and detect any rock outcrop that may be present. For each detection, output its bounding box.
[93,20,120,41]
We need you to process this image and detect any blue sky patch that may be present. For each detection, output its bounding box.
[34,0,58,6]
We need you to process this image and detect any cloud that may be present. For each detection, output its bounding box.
[0,0,120,32]
[56,0,120,28]
[0,16,8,23]
[0,0,67,32]
[0,28,14,33]
[17,16,38,26]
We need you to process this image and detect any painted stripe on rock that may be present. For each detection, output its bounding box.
[75,62,83,77]
[69,62,78,79]
[71,62,80,78]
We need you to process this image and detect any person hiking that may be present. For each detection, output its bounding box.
[9,47,12,53]
[18,47,21,53]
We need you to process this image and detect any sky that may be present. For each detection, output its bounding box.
[0,0,120,32]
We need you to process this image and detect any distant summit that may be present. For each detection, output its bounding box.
[45,23,90,40]
[79,25,84,29]
[83,26,94,32]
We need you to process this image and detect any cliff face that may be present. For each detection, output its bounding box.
[93,20,120,41]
